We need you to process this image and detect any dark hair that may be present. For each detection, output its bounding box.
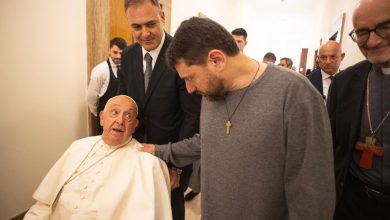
[281,57,293,67]
[166,17,240,68]
[231,28,247,40]
[110,37,127,50]
[263,52,276,62]
[124,0,161,11]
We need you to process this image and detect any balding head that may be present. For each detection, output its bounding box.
[318,41,345,75]
[100,95,139,147]
[351,0,390,67]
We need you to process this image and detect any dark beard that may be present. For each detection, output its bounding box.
[204,93,226,101]
[202,74,227,101]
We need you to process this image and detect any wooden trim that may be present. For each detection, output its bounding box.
[299,48,308,75]
[86,0,110,135]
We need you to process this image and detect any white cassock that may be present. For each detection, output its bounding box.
[24,136,172,220]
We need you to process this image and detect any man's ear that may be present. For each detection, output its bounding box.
[160,10,166,25]
[208,49,225,66]
[340,52,345,60]
[99,111,104,126]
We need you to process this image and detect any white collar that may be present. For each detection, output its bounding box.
[382,67,390,75]
[320,69,334,80]
[141,32,166,62]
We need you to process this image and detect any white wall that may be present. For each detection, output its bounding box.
[0,1,87,219]
[171,0,365,70]
[318,0,365,69]
[171,0,325,69]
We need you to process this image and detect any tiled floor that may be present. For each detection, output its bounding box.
[184,190,201,220]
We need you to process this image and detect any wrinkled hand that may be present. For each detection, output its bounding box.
[139,143,156,155]
[169,168,181,190]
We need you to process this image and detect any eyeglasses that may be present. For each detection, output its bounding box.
[349,20,390,44]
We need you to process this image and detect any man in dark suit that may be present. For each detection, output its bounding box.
[327,0,390,219]
[119,1,201,219]
[307,40,344,100]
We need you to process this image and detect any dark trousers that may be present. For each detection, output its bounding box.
[334,173,390,220]
[171,165,192,220]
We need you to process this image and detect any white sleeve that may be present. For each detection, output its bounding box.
[86,64,108,116]
[152,159,172,220]
[23,201,51,220]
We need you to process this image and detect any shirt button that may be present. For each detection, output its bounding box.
[84,185,88,189]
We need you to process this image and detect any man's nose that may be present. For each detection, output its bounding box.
[185,81,196,94]
[116,114,124,124]
[366,31,382,48]
[141,26,151,37]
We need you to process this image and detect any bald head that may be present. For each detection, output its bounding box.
[352,0,390,67]
[318,41,345,75]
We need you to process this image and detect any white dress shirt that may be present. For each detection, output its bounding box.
[383,67,390,75]
[321,70,334,100]
[141,32,165,72]
[87,58,119,116]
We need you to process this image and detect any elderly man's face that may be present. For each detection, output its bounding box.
[353,0,390,67]
[318,42,345,75]
[126,1,165,52]
[100,96,138,146]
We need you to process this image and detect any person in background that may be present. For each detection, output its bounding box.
[278,57,293,69]
[87,37,127,134]
[307,40,345,100]
[24,95,172,220]
[231,28,247,53]
[141,16,335,220]
[262,52,276,64]
[328,0,390,219]
[119,0,201,219]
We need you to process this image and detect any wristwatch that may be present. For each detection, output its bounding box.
[171,167,183,175]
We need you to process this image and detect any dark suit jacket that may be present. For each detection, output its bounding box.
[118,34,201,145]
[327,60,371,202]
[307,69,324,96]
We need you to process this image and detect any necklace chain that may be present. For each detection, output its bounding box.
[225,60,260,134]
[366,69,390,136]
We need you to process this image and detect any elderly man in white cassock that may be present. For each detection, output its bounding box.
[24,95,172,220]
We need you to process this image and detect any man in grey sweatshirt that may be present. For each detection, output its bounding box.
[141,17,335,220]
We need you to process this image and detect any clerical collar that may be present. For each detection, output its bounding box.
[103,136,133,150]
[382,67,390,75]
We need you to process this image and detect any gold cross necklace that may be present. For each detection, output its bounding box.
[225,60,260,135]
